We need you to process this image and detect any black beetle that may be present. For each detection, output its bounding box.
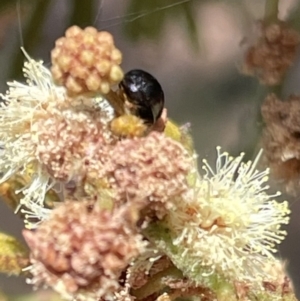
[119,69,164,125]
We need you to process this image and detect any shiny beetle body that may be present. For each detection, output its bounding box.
[119,69,164,125]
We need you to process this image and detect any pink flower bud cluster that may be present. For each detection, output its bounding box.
[23,201,143,300]
[51,26,123,95]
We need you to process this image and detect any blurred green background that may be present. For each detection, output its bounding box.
[0,0,300,299]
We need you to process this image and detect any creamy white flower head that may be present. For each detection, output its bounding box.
[0,49,114,228]
[166,147,290,284]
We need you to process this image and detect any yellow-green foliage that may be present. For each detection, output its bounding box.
[0,232,29,275]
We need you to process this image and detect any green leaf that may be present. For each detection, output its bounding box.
[123,0,199,49]
[123,0,166,41]
[10,0,52,80]
[0,232,29,276]
[0,289,8,301]
[70,0,95,28]
[181,3,199,52]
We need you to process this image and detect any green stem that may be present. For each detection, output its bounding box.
[131,266,183,300]
[10,0,52,80]
[70,0,94,28]
[264,0,279,24]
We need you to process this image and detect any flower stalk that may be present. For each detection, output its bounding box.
[264,0,279,24]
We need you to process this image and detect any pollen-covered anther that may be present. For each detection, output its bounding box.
[243,21,300,85]
[110,115,147,138]
[23,201,144,300]
[51,25,124,96]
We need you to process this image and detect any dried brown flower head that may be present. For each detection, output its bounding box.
[243,22,300,85]
[262,93,300,194]
[51,26,123,96]
[23,200,144,300]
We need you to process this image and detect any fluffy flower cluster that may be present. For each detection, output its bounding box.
[104,132,193,217]
[243,21,300,85]
[0,25,295,301]
[23,200,144,301]
[165,148,290,283]
[51,26,123,95]
[0,52,116,227]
